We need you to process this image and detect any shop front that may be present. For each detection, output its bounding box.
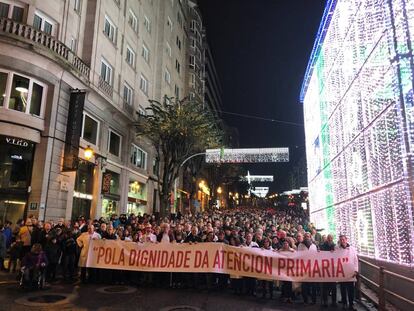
[0,135,35,225]
[101,170,120,219]
[127,180,147,215]
[71,161,95,220]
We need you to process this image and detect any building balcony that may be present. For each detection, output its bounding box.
[98,77,113,98]
[0,17,90,81]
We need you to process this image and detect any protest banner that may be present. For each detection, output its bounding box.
[86,240,358,282]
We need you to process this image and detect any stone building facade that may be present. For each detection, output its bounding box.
[0,0,221,223]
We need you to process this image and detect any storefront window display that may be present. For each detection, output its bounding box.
[71,161,94,220]
[101,170,120,219]
[0,135,35,224]
[127,180,147,215]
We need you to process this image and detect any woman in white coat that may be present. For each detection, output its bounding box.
[76,224,101,283]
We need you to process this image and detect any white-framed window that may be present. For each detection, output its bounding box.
[167,16,173,32]
[164,68,171,85]
[189,55,195,69]
[166,41,172,58]
[143,15,151,33]
[174,85,179,98]
[139,74,148,95]
[130,144,147,169]
[176,36,181,50]
[138,105,146,116]
[0,69,47,117]
[126,45,135,67]
[74,0,81,13]
[100,58,113,85]
[123,83,133,106]
[175,60,180,74]
[108,129,122,157]
[141,44,149,63]
[0,1,25,22]
[103,15,116,43]
[190,73,195,85]
[33,11,55,36]
[128,9,138,32]
[69,37,77,51]
[81,112,100,146]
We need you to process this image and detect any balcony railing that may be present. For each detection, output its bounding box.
[98,77,113,98]
[0,17,90,80]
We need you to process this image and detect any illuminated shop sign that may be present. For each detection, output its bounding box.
[5,137,29,147]
[73,191,93,200]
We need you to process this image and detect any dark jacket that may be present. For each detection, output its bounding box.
[45,242,62,264]
[184,233,202,243]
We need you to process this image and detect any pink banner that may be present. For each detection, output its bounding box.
[86,240,358,282]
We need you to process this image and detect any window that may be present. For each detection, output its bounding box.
[141,44,149,63]
[176,36,181,50]
[128,9,138,32]
[74,0,81,12]
[0,71,7,107]
[189,55,195,69]
[166,42,172,58]
[70,37,77,51]
[190,20,196,32]
[153,158,159,175]
[190,38,195,48]
[0,2,24,22]
[175,60,180,74]
[138,105,146,116]
[103,15,116,43]
[140,75,148,95]
[196,48,202,60]
[1,70,46,116]
[177,11,182,27]
[33,12,55,36]
[164,68,171,85]
[100,59,113,84]
[123,83,133,106]
[174,85,179,98]
[108,130,121,157]
[130,144,147,169]
[82,113,100,145]
[126,46,135,67]
[189,92,195,100]
[143,15,150,33]
[167,16,173,32]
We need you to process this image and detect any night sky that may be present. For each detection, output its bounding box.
[198,0,326,193]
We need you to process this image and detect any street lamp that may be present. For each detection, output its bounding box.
[84,145,94,160]
[217,186,222,194]
[83,145,107,169]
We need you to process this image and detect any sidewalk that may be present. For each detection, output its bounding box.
[0,271,369,311]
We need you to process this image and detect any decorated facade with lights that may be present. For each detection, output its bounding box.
[301,0,414,265]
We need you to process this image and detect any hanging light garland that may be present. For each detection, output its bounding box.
[205,148,289,163]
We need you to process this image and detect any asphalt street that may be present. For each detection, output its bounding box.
[0,271,369,311]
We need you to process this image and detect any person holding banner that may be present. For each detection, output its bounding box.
[320,234,337,307]
[297,232,318,305]
[336,235,358,311]
[76,224,101,283]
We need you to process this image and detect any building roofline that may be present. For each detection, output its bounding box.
[299,0,338,103]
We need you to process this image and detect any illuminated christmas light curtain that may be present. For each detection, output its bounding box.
[302,0,414,265]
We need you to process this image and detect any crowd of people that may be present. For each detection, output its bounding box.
[0,204,358,310]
